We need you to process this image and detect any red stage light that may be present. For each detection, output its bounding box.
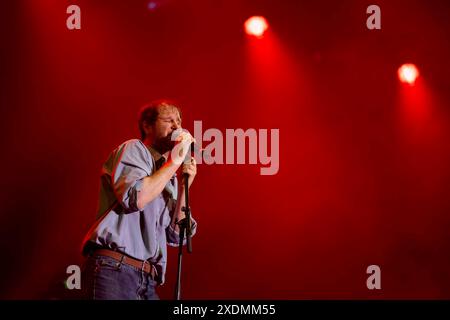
[244,16,269,38]
[147,2,157,10]
[398,63,420,85]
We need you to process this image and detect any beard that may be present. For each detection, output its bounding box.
[153,133,175,154]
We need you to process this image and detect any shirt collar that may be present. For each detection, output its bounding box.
[146,145,167,163]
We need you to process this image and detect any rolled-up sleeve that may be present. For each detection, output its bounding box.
[110,140,152,213]
[166,218,198,246]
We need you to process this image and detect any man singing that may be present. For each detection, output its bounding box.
[81,100,198,300]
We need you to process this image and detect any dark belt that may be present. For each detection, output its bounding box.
[93,249,157,279]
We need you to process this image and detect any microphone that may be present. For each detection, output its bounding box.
[171,128,209,159]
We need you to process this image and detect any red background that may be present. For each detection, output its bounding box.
[1,0,450,299]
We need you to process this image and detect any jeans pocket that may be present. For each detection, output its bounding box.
[96,256,122,272]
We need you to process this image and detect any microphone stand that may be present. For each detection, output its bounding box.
[174,145,193,300]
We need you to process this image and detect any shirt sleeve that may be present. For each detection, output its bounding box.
[166,218,198,247]
[110,140,152,213]
[164,174,198,246]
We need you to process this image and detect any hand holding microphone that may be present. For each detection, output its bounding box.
[170,128,197,189]
[170,128,196,166]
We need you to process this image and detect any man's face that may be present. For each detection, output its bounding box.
[151,106,182,153]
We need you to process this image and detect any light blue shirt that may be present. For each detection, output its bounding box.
[82,139,197,284]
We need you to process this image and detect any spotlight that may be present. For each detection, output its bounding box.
[244,16,269,38]
[398,63,419,85]
[147,1,158,11]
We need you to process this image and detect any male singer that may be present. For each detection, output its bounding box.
[81,100,198,300]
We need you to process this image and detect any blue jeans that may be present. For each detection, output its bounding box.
[82,255,159,300]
